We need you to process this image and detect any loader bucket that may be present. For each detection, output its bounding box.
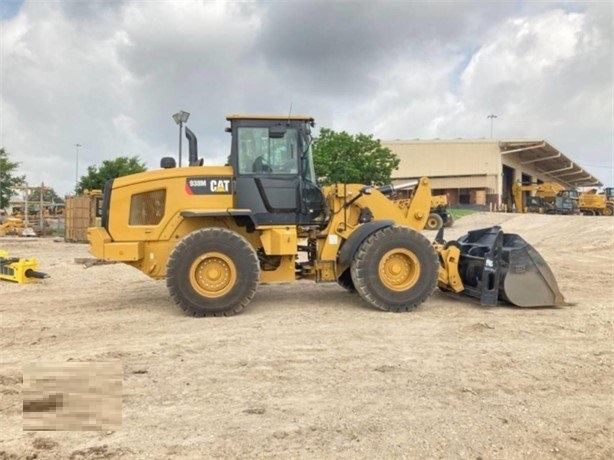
[453,226,566,307]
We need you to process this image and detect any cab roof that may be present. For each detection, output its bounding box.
[226,114,314,122]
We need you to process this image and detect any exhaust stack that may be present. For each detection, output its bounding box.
[185,127,203,166]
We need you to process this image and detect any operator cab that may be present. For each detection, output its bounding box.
[227,115,326,227]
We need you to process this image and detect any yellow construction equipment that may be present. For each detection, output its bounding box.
[0,217,25,236]
[512,181,578,215]
[87,115,567,316]
[577,187,614,216]
[386,191,453,230]
[425,194,454,230]
[0,250,49,283]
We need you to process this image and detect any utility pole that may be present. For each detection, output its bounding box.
[74,143,82,191]
[487,114,497,138]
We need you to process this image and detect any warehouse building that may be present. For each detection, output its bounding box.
[383,139,603,209]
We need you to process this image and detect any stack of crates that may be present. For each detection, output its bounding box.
[64,191,102,243]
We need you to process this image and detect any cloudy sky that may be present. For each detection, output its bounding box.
[1,0,612,196]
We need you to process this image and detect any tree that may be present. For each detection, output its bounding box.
[28,186,64,205]
[77,156,147,194]
[0,147,25,209]
[312,128,400,186]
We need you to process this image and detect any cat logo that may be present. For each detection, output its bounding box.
[211,179,230,193]
[185,177,232,195]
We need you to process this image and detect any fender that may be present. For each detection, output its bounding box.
[337,220,395,266]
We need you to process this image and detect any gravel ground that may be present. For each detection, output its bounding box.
[0,212,612,459]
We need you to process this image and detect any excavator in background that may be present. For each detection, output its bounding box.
[512,181,578,215]
[88,114,567,316]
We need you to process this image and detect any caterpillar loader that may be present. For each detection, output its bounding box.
[379,190,452,230]
[426,194,453,230]
[576,187,614,216]
[87,115,567,316]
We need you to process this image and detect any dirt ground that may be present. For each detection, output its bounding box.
[0,212,612,459]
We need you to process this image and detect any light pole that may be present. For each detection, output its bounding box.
[487,114,497,139]
[74,143,82,191]
[172,110,190,166]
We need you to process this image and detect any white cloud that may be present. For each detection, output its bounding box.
[0,0,611,195]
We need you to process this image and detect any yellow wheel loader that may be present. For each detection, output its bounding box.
[88,115,566,316]
[577,187,614,216]
[425,194,453,230]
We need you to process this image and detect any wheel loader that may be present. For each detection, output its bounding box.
[87,115,567,316]
[379,190,452,230]
[576,187,614,216]
[426,194,453,230]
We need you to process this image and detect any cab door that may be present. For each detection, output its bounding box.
[234,125,301,226]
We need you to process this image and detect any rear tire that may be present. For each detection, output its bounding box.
[166,228,259,316]
[425,213,444,230]
[603,204,614,216]
[350,226,438,312]
[444,213,454,228]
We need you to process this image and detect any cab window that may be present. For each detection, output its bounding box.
[238,127,298,174]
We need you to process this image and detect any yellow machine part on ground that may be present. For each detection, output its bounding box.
[0,250,49,283]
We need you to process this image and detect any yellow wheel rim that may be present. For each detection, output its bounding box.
[378,248,421,292]
[604,206,613,216]
[190,252,237,298]
[427,217,438,229]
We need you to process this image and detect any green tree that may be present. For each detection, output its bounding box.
[312,128,400,186]
[0,147,26,209]
[28,186,64,204]
[77,156,147,194]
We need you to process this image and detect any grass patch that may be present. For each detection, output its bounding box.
[450,208,477,218]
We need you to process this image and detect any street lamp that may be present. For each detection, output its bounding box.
[487,114,497,139]
[172,110,190,166]
[74,143,82,190]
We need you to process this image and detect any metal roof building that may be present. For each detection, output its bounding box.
[383,139,602,209]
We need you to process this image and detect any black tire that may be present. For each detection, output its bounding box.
[603,204,614,217]
[444,213,455,228]
[350,226,439,312]
[425,213,444,230]
[166,228,259,316]
[337,269,356,293]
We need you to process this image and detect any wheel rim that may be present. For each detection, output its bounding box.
[378,248,421,292]
[604,206,613,216]
[190,252,237,298]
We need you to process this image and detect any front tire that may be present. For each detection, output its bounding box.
[350,226,438,312]
[166,228,259,316]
